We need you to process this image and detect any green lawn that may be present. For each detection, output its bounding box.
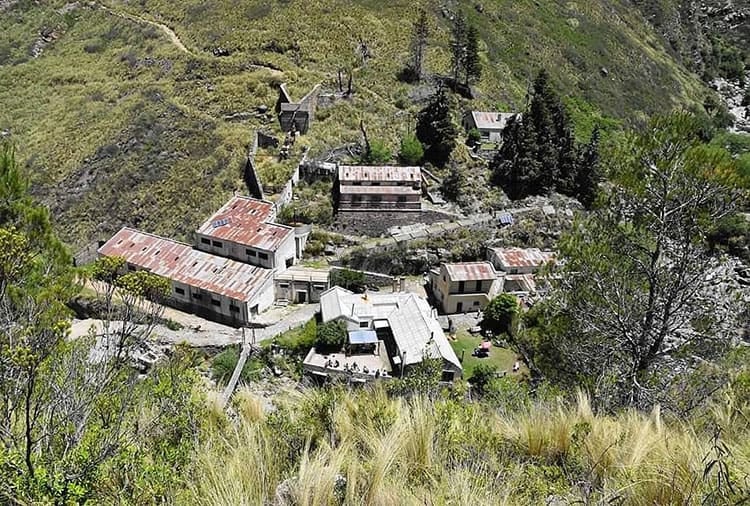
[449,330,521,378]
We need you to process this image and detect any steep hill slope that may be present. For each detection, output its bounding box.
[0,0,714,248]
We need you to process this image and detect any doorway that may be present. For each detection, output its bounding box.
[456,302,463,313]
[296,291,307,304]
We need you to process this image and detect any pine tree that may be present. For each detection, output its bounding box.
[416,86,457,167]
[574,127,601,209]
[529,70,559,191]
[450,13,467,82]
[408,9,430,83]
[491,116,542,199]
[463,24,482,86]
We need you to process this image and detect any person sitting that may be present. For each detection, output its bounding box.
[363,366,369,374]
[334,359,340,368]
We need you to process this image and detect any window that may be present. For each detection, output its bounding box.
[258,252,269,260]
[229,304,239,313]
[397,196,407,203]
[475,280,482,292]
[175,287,185,295]
[246,248,257,257]
[211,299,221,307]
[212,240,223,248]
[359,321,369,328]
[458,281,465,293]
[473,301,480,306]
[192,292,202,300]
[370,195,382,203]
[279,282,290,288]
[313,284,326,290]
[127,264,136,272]
[201,237,210,245]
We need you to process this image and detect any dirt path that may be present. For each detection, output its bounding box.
[95,2,284,76]
[97,2,192,55]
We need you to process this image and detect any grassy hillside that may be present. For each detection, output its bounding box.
[0,0,712,248]
[183,385,750,504]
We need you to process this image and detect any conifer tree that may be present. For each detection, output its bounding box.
[463,25,482,86]
[416,86,457,167]
[408,9,430,82]
[450,13,467,82]
[574,127,601,208]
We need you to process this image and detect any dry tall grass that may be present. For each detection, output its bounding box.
[186,387,750,505]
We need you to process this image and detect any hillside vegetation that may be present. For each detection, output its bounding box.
[0,0,713,248]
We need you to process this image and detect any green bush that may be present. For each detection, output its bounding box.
[399,134,424,165]
[469,362,498,394]
[315,320,347,351]
[211,347,240,385]
[483,294,520,336]
[466,128,482,146]
[275,319,317,355]
[361,139,392,164]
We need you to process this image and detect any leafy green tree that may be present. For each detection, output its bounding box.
[399,133,424,165]
[0,141,199,502]
[416,86,457,167]
[316,320,347,350]
[466,127,482,147]
[483,294,519,336]
[536,113,746,410]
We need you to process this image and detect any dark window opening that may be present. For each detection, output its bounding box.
[246,248,257,256]
[175,287,185,295]
[258,252,269,260]
[359,321,369,328]
[458,281,465,293]
[475,280,482,292]
[211,299,221,307]
[212,240,223,248]
[127,264,136,272]
[201,237,211,245]
[229,304,239,313]
[397,196,407,203]
[192,292,202,300]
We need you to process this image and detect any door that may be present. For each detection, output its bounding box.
[297,291,307,304]
[456,302,463,313]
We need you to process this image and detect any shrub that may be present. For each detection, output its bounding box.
[483,294,519,336]
[361,139,392,164]
[315,320,347,351]
[470,363,498,394]
[466,128,482,146]
[399,134,424,165]
[211,347,240,384]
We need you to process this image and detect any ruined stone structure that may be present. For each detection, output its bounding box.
[275,83,321,134]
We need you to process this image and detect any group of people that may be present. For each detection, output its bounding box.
[323,358,387,378]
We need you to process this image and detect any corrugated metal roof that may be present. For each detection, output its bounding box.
[319,288,461,370]
[274,266,330,283]
[98,227,273,302]
[196,196,293,252]
[490,247,555,270]
[338,185,421,195]
[470,111,519,131]
[498,213,514,225]
[338,165,421,183]
[443,262,497,281]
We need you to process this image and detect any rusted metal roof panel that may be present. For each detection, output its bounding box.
[339,185,421,195]
[98,228,273,302]
[443,262,498,281]
[196,196,294,252]
[338,165,421,183]
[490,247,555,269]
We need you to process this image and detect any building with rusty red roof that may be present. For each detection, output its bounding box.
[195,196,297,270]
[335,165,422,212]
[428,262,502,314]
[98,228,275,326]
[487,247,556,275]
